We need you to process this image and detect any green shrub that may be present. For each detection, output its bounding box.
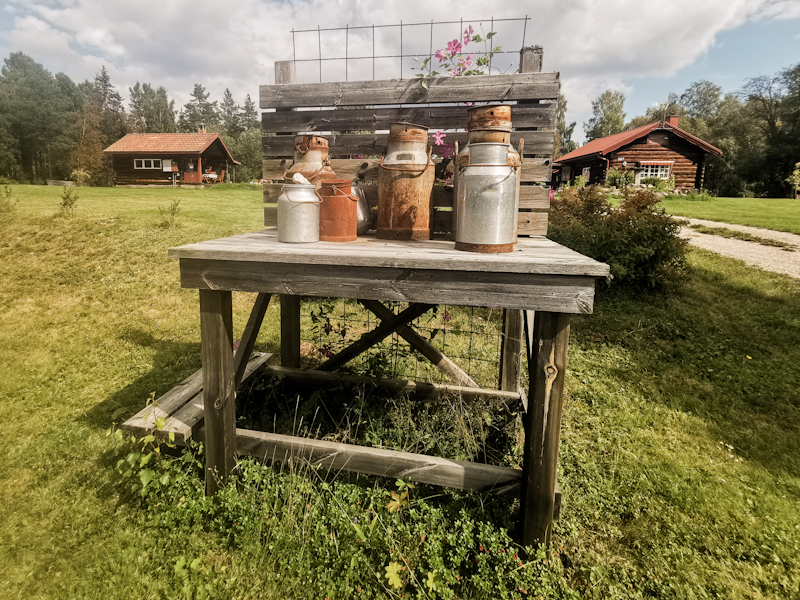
[548,185,689,289]
[606,167,633,188]
[57,186,78,217]
[665,191,714,202]
[0,186,17,212]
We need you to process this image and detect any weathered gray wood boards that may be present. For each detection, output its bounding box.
[168,230,609,545]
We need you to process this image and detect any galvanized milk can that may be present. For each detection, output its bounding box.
[454,143,518,253]
[377,122,435,240]
[453,105,522,240]
[277,183,321,243]
[285,135,337,187]
[319,179,359,242]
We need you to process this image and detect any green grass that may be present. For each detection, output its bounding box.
[0,185,798,598]
[661,196,800,234]
[689,224,797,250]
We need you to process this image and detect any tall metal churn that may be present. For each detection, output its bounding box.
[285,135,337,187]
[377,123,435,240]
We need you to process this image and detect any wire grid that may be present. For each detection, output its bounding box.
[289,17,530,83]
[299,298,504,389]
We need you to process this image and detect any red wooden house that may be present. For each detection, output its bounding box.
[104,133,239,187]
[554,117,722,191]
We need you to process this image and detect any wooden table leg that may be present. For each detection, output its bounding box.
[280,294,301,368]
[519,311,571,547]
[200,289,235,495]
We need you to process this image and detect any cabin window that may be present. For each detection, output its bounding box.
[639,162,672,179]
[134,159,162,169]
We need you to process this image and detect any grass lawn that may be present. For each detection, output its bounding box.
[0,185,798,599]
[660,196,800,234]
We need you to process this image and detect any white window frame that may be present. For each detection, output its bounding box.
[134,158,162,169]
[639,162,672,180]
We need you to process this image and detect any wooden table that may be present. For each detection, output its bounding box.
[169,229,609,545]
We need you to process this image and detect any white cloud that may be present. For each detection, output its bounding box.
[0,0,796,124]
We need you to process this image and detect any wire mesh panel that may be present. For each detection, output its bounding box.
[298,298,504,389]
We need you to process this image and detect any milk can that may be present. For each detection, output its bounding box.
[277,184,321,243]
[377,123,435,240]
[285,135,337,187]
[454,143,518,253]
[319,179,359,242]
[453,105,521,240]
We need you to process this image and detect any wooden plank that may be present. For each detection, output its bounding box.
[263,131,554,158]
[232,428,522,495]
[520,312,571,547]
[179,259,598,314]
[260,72,560,109]
[262,104,555,133]
[319,303,434,371]
[165,352,273,443]
[360,299,479,388]
[262,365,520,402]
[519,186,550,208]
[516,212,549,236]
[200,289,236,495]
[500,310,524,392]
[280,294,301,368]
[234,293,271,388]
[520,46,544,74]
[170,230,609,277]
[122,368,205,437]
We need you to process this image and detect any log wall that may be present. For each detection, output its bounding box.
[610,133,704,190]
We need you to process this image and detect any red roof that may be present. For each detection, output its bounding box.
[104,133,240,164]
[555,121,722,164]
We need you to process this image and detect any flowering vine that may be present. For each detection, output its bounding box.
[412,25,502,88]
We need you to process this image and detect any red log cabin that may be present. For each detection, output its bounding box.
[554,117,722,191]
[104,133,240,187]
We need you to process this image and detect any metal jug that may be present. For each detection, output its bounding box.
[277,183,321,243]
[285,135,337,187]
[377,122,435,240]
[351,182,375,235]
[319,179,359,242]
[454,143,518,253]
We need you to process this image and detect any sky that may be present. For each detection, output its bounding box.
[1,0,799,143]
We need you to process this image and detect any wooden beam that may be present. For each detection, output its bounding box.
[259,72,560,108]
[280,295,301,368]
[318,303,435,371]
[262,104,555,133]
[199,289,236,495]
[360,299,478,388]
[233,293,271,389]
[520,311,571,547]
[262,365,521,402]
[500,309,524,392]
[232,428,522,494]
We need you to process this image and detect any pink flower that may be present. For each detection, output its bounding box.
[463,25,474,44]
[435,49,446,62]
[441,142,455,159]
[432,130,446,146]
[446,39,462,56]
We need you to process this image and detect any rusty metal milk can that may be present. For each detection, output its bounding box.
[454,142,518,253]
[277,183,321,243]
[319,179,359,242]
[453,105,521,240]
[377,123,435,240]
[285,135,337,187]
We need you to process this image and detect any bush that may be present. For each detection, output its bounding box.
[548,185,689,289]
[606,167,633,188]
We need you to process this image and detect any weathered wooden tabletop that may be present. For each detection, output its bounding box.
[169,230,610,314]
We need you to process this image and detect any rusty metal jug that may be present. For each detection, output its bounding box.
[285,135,337,187]
[377,123,435,240]
[319,179,359,242]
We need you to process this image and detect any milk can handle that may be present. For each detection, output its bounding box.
[378,146,434,173]
[281,185,323,204]
[329,184,360,201]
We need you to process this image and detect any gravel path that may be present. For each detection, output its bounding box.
[679,218,800,279]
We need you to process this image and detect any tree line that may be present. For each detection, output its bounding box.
[0,52,263,185]
[554,60,800,197]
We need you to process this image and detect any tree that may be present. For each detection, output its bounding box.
[584,90,626,141]
[553,93,577,158]
[222,128,262,183]
[220,88,244,138]
[178,84,219,132]
[128,83,176,133]
[241,94,259,131]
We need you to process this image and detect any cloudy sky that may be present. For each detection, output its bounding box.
[1,0,799,142]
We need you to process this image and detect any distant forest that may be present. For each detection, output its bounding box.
[1,51,799,196]
[0,52,263,186]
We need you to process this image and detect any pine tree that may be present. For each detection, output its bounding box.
[178,84,219,132]
[241,94,259,131]
[220,88,243,137]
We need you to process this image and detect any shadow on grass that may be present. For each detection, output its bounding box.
[571,252,800,478]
